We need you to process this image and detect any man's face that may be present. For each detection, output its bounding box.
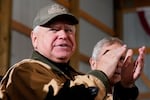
[31,21,76,63]
[91,43,125,85]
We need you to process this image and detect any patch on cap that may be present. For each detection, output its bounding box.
[48,4,68,15]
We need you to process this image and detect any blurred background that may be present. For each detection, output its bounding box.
[0,0,150,99]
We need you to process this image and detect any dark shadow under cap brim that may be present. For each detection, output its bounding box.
[42,14,79,27]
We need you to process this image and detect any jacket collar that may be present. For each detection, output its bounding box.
[31,51,79,78]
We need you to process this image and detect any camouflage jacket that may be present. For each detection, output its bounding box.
[0,51,111,100]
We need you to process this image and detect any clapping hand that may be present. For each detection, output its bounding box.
[121,46,146,88]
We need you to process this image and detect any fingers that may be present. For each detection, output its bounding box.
[122,49,134,74]
[116,45,127,59]
[133,46,146,79]
[135,46,146,71]
[138,46,146,62]
[123,49,134,68]
[133,62,143,79]
[121,49,135,86]
[120,46,146,87]
[124,49,133,63]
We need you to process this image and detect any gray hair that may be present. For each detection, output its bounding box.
[32,26,40,33]
[91,37,124,60]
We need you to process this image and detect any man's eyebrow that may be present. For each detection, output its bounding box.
[103,50,110,55]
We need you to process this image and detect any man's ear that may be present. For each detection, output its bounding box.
[89,58,96,70]
[31,31,37,49]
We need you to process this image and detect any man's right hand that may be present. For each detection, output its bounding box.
[96,45,127,79]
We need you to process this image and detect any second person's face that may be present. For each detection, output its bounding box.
[101,43,125,85]
[91,43,125,85]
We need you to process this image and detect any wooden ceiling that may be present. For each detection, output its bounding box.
[114,0,150,12]
[115,0,150,8]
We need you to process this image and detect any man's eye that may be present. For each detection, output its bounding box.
[65,29,73,33]
[49,28,59,32]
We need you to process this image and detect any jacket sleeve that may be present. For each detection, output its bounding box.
[45,70,111,100]
[113,82,139,100]
[0,60,111,100]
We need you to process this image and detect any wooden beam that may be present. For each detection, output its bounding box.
[55,0,115,36]
[114,0,124,38]
[12,20,31,37]
[68,0,80,69]
[138,92,150,99]
[133,47,150,55]
[80,53,90,64]
[134,0,150,8]
[80,10,116,36]
[0,0,12,76]
[116,0,150,13]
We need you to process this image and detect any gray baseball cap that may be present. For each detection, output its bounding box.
[33,3,79,28]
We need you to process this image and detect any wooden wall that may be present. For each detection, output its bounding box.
[0,0,150,99]
[0,0,12,76]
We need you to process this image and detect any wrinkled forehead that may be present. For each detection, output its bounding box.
[103,43,123,50]
[49,21,75,27]
[49,22,76,32]
[99,43,124,56]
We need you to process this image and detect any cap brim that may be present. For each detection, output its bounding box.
[42,14,79,26]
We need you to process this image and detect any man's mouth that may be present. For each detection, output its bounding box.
[58,44,68,47]
[55,44,71,48]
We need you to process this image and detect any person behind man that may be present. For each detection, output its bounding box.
[89,37,145,100]
[0,3,143,100]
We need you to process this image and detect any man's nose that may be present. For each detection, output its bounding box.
[118,61,123,68]
[58,30,68,39]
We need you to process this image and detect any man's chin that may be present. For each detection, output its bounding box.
[55,55,71,61]
[55,54,70,58]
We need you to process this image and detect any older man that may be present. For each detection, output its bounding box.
[89,37,145,99]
